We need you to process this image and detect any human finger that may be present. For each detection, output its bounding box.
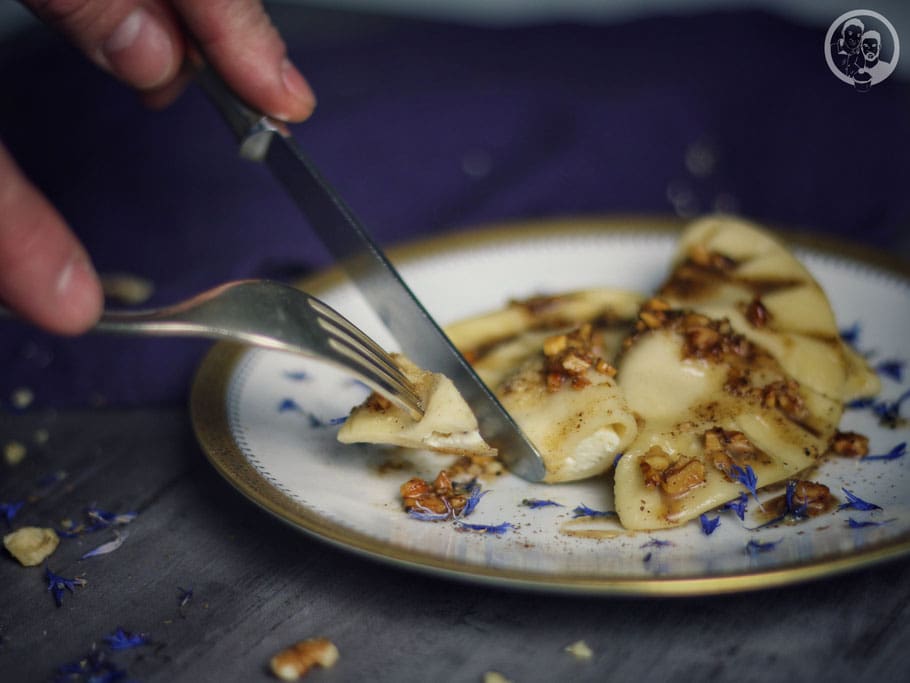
[172,0,316,122]
[0,142,103,335]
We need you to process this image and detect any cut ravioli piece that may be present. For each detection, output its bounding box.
[493,324,638,482]
[614,302,842,530]
[337,354,496,457]
[338,292,641,483]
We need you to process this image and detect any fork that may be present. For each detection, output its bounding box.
[92,279,424,419]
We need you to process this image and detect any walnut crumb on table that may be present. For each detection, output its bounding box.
[564,640,593,660]
[270,638,339,680]
[483,672,514,683]
[3,527,60,566]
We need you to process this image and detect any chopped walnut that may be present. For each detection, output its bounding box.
[704,427,769,477]
[639,447,706,497]
[830,431,870,458]
[760,380,809,422]
[270,638,339,681]
[743,297,771,328]
[789,480,833,516]
[543,324,616,392]
[364,392,392,412]
[564,640,594,660]
[3,527,60,566]
[626,300,757,364]
[400,470,468,516]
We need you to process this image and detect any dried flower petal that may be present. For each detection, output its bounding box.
[1,500,25,526]
[177,586,194,609]
[454,520,513,535]
[521,499,563,509]
[838,489,882,512]
[875,360,905,382]
[45,566,86,607]
[745,538,781,555]
[699,514,721,535]
[571,504,616,519]
[864,442,906,462]
[104,627,149,651]
[847,518,895,529]
[839,323,861,346]
[641,538,673,548]
[81,531,128,560]
[723,493,748,520]
[56,649,127,682]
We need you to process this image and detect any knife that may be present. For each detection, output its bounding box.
[195,66,547,482]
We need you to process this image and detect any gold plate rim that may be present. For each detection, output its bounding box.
[191,215,910,596]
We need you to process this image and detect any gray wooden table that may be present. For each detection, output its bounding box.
[2,408,909,682]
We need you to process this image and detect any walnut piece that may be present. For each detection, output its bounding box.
[542,324,616,392]
[270,638,339,681]
[564,640,594,660]
[639,447,706,497]
[830,431,870,458]
[3,527,60,566]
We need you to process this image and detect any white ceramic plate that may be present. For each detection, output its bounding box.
[192,218,910,595]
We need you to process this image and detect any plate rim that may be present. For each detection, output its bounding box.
[191,215,910,596]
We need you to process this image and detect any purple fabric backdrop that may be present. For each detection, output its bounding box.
[1,9,908,409]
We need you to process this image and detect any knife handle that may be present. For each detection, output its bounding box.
[194,62,289,162]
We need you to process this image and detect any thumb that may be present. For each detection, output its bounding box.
[23,0,184,90]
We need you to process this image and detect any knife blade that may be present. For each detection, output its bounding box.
[196,67,547,482]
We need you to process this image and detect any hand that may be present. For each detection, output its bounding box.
[2,0,316,334]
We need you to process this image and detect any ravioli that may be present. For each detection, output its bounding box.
[338,289,643,483]
[613,217,878,530]
[336,217,879,531]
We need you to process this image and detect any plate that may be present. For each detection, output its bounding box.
[191,217,910,595]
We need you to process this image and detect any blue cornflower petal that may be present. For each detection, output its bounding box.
[1,500,25,526]
[277,398,302,413]
[81,531,128,560]
[459,486,488,518]
[699,514,721,536]
[846,397,877,410]
[521,498,563,509]
[847,517,895,529]
[454,520,513,535]
[641,537,673,549]
[864,442,906,462]
[875,359,905,382]
[838,489,882,511]
[730,464,760,504]
[839,323,861,346]
[104,627,149,651]
[178,586,194,608]
[571,504,617,519]
[745,538,781,555]
[723,493,749,521]
[45,566,86,607]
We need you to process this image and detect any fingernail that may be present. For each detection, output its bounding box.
[102,7,174,88]
[104,8,145,54]
[56,254,102,326]
[280,58,316,113]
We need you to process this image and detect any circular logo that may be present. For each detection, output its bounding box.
[825,9,900,91]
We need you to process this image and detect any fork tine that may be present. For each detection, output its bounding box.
[307,298,395,368]
[307,298,416,388]
[325,337,424,419]
[306,299,424,418]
